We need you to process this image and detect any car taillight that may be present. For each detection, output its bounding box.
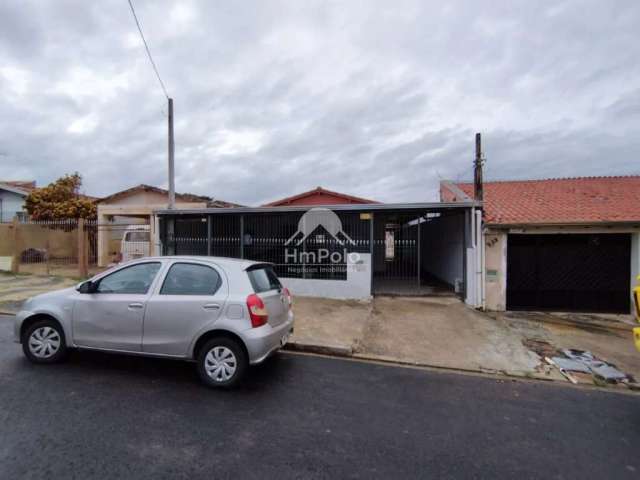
[247,294,268,328]
[282,287,292,309]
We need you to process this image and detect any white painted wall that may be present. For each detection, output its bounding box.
[465,209,483,308]
[420,214,464,288]
[466,248,477,306]
[280,253,371,299]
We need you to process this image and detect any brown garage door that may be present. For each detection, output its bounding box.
[507,234,630,313]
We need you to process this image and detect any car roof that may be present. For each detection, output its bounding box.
[135,256,268,271]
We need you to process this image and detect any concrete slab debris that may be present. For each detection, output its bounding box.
[550,357,591,374]
[549,349,630,385]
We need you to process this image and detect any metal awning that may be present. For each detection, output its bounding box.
[155,201,481,216]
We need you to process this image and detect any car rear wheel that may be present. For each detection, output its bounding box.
[197,337,247,388]
[22,319,67,364]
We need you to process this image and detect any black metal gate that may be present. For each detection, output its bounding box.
[507,233,631,313]
[160,211,370,280]
[371,212,421,294]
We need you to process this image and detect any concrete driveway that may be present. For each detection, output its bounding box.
[291,295,543,376]
[358,296,541,375]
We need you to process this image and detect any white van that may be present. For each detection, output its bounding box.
[120,225,150,263]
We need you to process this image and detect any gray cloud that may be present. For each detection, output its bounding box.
[0,0,639,205]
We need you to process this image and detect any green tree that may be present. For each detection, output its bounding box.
[24,173,96,220]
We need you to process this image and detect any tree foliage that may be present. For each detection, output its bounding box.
[24,173,97,220]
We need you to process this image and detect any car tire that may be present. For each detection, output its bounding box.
[22,319,68,364]
[197,337,248,388]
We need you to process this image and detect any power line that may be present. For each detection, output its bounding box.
[126,0,169,99]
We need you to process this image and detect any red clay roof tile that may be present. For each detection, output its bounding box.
[447,176,640,225]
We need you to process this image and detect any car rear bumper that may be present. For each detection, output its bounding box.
[243,312,294,365]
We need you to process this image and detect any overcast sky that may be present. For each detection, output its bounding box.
[0,1,639,205]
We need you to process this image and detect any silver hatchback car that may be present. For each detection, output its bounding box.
[14,256,294,388]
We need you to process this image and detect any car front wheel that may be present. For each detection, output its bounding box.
[23,319,67,364]
[197,337,247,388]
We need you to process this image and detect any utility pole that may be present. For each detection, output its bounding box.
[168,97,176,209]
[474,132,484,201]
[126,0,174,207]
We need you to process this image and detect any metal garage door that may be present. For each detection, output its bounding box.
[507,234,630,313]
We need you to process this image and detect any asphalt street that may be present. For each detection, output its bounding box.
[1,315,639,479]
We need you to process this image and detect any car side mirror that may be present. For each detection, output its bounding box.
[78,281,95,294]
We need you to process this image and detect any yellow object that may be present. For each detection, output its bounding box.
[630,277,640,352]
[634,275,640,323]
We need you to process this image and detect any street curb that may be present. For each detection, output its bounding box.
[285,341,549,382]
[284,344,640,395]
[284,340,352,357]
[0,311,16,316]
[350,352,553,381]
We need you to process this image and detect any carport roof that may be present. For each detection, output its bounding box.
[156,201,479,215]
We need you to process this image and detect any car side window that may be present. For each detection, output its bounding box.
[96,262,162,294]
[160,263,221,296]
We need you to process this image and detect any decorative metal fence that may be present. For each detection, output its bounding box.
[160,212,371,280]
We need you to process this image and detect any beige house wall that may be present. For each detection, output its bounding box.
[101,190,177,206]
[483,230,507,311]
[96,192,207,266]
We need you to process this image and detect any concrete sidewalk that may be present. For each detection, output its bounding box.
[288,295,640,388]
[0,273,77,314]
[290,296,546,377]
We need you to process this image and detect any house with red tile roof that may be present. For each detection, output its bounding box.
[263,186,378,206]
[441,176,640,314]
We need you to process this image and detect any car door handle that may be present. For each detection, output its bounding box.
[203,303,221,310]
[128,302,144,309]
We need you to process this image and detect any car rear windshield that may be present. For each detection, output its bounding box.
[247,265,282,293]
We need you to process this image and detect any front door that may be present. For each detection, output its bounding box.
[73,262,163,351]
[143,262,227,356]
